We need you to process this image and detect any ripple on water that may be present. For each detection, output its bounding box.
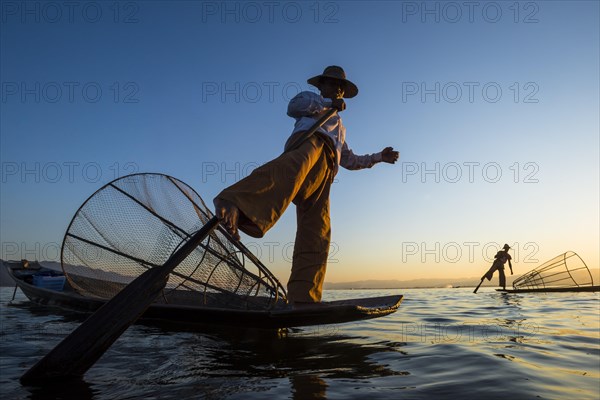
[1,288,599,399]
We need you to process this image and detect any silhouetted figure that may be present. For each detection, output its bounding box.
[213,66,399,307]
[474,244,514,293]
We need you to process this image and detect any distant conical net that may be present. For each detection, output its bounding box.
[61,173,286,309]
[512,251,593,290]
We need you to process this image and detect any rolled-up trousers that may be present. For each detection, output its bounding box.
[214,134,335,303]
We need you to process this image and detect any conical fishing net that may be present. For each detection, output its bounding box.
[512,251,593,290]
[61,173,286,310]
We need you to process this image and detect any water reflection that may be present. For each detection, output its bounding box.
[6,289,598,399]
[290,375,327,400]
[6,294,411,399]
[151,324,410,398]
[206,327,405,377]
[493,290,523,308]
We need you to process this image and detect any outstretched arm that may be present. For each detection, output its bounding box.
[340,142,381,170]
[340,143,399,170]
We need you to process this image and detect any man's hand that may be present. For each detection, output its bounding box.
[381,147,399,164]
[331,98,346,112]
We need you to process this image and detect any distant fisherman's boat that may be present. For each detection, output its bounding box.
[498,251,599,293]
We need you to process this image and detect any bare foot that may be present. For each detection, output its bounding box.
[213,197,241,241]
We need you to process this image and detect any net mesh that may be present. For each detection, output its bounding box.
[61,173,286,310]
[512,251,593,290]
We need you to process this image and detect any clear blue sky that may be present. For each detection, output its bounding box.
[1,1,598,283]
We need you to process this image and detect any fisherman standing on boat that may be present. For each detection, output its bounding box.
[484,244,514,290]
[213,66,399,308]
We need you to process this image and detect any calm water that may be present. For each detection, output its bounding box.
[1,287,599,399]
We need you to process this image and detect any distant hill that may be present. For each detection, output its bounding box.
[324,269,600,290]
[323,276,520,290]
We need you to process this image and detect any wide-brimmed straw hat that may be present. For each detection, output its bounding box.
[307,66,358,98]
[503,244,511,250]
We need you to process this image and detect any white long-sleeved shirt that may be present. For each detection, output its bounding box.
[287,91,382,175]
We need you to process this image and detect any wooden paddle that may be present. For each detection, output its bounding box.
[473,275,486,294]
[20,216,219,384]
[284,108,337,152]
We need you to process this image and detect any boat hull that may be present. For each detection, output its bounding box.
[6,263,402,329]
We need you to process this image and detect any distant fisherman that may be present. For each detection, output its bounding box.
[473,243,514,293]
[484,244,513,290]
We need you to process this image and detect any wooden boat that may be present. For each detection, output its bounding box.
[5,261,403,329]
